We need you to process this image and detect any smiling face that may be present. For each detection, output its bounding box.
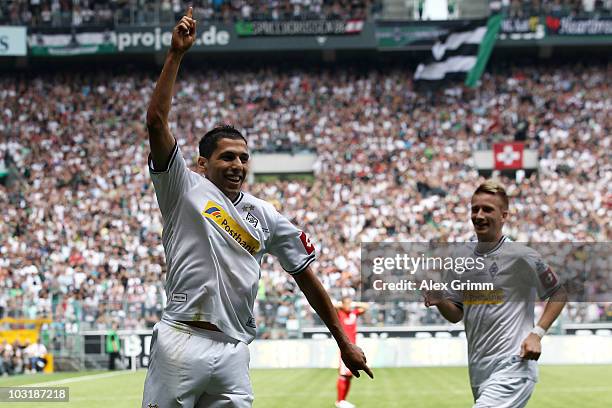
[198,138,249,201]
[471,192,508,243]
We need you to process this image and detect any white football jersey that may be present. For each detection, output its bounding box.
[149,143,316,344]
[445,237,561,388]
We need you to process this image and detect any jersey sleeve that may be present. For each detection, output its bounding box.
[522,247,562,300]
[267,210,316,275]
[148,142,198,221]
[443,268,464,310]
[441,247,466,309]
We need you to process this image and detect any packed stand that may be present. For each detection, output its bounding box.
[0,0,380,27]
[0,63,610,338]
[500,0,612,17]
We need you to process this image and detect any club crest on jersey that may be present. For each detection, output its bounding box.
[245,212,259,228]
[202,201,261,256]
[488,262,499,279]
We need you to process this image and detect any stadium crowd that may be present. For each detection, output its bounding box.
[2,0,611,27]
[0,0,379,27]
[0,62,610,339]
[502,0,612,17]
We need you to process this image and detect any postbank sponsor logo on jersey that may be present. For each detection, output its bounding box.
[463,289,505,305]
[202,201,261,256]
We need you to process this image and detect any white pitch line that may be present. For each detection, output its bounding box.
[25,370,138,387]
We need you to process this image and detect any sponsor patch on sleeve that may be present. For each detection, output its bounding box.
[535,259,558,289]
[539,266,559,289]
[299,231,315,255]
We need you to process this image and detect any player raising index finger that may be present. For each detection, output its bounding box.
[172,7,197,53]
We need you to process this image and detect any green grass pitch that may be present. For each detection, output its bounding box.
[0,365,610,407]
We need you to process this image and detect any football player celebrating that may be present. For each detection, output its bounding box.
[141,8,372,408]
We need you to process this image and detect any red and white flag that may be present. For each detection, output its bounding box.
[493,142,524,170]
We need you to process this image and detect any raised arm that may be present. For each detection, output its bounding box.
[293,266,374,379]
[146,7,197,169]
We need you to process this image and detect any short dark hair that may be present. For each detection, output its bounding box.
[198,125,247,158]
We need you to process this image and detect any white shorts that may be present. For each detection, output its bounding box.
[141,318,253,408]
[472,377,536,408]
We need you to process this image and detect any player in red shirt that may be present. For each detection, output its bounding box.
[335,296,369,408]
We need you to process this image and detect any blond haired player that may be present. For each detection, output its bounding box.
[425,181,567,408]
[141,8,372,408]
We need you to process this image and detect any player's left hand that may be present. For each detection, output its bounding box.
[520,333,542,360]
[340,343,374,379]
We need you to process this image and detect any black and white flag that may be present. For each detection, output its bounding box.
[414,21,486,81]
[414,15,502,85]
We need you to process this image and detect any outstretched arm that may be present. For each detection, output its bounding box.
[146,7,197,169]
[293,266,374,379]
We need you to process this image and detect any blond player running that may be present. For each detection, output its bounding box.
[425,181,567,408]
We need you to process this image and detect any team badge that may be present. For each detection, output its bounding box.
[488,262,499,279]
[245,212,259,228]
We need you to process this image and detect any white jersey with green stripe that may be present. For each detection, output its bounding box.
[148,143,316,344]
[445,236,561,388]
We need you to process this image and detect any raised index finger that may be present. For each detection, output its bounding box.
[186,6,193,18]
[364,364,374,379]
